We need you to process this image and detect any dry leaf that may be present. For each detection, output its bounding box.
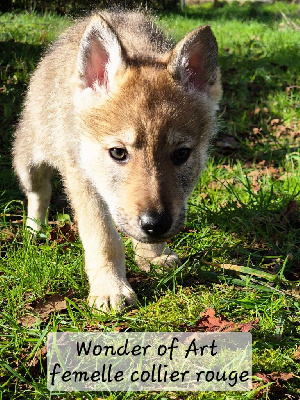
[294,348,300,361]
[256,372,294,383]
[183,308,259,332]
[254,371,295,398]
[280,200,299,226]
[18,293,68,327]
[270,118,281,126]
[27,346,47,368]
[49,222,77,250]
[34,293,67,317]
[113,324,129,332]
[252,127,262,135]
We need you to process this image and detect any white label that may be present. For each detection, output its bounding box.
[47,332,252,391]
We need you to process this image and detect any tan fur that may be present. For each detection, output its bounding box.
[13,10,222,310]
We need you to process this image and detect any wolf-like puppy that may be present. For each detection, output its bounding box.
[13,10,222,310]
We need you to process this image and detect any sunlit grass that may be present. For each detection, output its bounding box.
[0,2,299,399]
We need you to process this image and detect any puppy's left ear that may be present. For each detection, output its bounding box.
[167,26,222,104]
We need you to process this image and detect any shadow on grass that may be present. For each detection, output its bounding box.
[0,40,52,207]
[0,40,45,153]
[182,1,295,23]
[214,44,299,165]
[185,191,300,281]
[0,8,299,208]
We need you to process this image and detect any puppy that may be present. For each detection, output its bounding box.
[13,11,222,310]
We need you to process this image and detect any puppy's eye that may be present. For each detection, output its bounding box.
[171,148,191,165]
[109,148,128,162]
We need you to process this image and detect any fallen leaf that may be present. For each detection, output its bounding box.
[252,176,261,193]
[223,164,233,172]
[0,228,14,241]
[208,178,234,190]
[18,293,68,327]
[183,308,259,332]
[254,371,296,398]
[127,272,151,291]
[269,372,294,381]
[49,222,77,250]
[270,118,281,126]
[198,192,208,200]
[27,346,47,368]
[113,324,129,332]
[252,127,262,135]
[256,372,294,383]
[247,170,259,177]
[17,315,38,327]
[35,293,67,316]
[294,348,300,361]
[1,227,16,257]
[280,200,299,226]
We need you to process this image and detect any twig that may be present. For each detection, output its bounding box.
[202,259,276,280]
[250,277,300,300]
[280,10,300,31]
[202,260,300,299]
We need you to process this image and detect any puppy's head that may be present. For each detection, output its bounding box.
[74,14,222,243]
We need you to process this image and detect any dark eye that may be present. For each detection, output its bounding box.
[171,148,191,165]
[109,148,128,162]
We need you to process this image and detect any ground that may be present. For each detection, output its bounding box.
[0,2,299,399]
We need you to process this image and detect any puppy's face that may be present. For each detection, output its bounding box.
[73,18,221,243]
[78,68,217,243]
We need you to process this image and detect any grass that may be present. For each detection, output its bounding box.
[0,1,300,399]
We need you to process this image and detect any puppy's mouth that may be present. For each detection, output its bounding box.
[120,226,181,244]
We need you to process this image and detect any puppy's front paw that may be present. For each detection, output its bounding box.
[136,247,181,272]
[89,277,136,312]
[151,251,181,270]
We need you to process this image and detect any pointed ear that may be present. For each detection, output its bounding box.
[167,26,222,103]
[77,15,126,92]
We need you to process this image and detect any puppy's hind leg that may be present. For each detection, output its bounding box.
[14,157,52,232]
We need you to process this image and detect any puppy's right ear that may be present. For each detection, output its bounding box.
[76,15,126,92]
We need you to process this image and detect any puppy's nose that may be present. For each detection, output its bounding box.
[139,211,172,236]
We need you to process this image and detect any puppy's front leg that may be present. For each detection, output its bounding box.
[64,168,135,311]
[132,239,181,272]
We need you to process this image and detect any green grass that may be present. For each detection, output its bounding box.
[0,2,300,399]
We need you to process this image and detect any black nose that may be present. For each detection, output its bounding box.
[139,211,172,236]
